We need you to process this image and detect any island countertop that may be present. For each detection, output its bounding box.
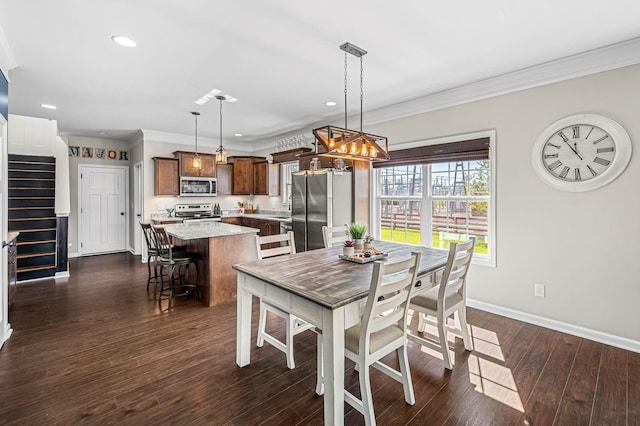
[163,221,259,240]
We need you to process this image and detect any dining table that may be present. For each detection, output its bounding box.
[233,241,449,425]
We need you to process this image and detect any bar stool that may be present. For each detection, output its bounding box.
[152,226,200,309]
[140,222,159,292]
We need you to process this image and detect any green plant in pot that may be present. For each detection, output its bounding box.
[348,223,367,252]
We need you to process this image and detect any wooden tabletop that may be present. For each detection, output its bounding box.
[233,241,448,309]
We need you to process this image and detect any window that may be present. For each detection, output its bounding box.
[374,131,495,266]
[280,161,299,205]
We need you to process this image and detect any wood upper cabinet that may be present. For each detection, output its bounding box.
[228,156,265,195]
[231,157,254,195]
[216,164,232,195]
[270,147,312,164]
[153,157,179,196]
[173,151,216,177]
[253,161,279,196]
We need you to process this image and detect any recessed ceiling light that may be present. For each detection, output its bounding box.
[325,101,337,107]
[111,35,137,48]
[234,133,243,137]
[41,103,57,109]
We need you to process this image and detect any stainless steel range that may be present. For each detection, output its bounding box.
[174,203,221,222]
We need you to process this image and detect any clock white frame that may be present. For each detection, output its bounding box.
[531,113,632,192]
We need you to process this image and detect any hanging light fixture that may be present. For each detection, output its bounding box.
[191,111,201,170]
[313,42,389,162]
[215,95,228,165]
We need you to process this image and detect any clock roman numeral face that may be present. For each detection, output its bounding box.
[541,124,615,182]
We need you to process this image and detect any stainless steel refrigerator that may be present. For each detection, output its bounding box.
[292,169,353,251]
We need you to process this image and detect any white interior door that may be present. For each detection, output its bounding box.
[1,115,11,346]
[133,161,143,255]
[79,165,127,255]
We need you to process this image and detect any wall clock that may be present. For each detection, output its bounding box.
[531,114,632,192]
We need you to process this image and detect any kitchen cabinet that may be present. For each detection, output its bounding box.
[221,217,241,226]
[216,164,232,195]
[222,216,282,246]
[270,147,312,164]
[153,157,179,196]
[174,151,216,177]
[228,156,266,195]
[245,217,281,248]
[253,161,279,196]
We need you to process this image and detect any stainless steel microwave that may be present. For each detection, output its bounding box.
[179,177,217,197]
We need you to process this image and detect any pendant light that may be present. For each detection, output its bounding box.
[191,111,201,170]
[215,95,228,165]
[313,42,389,162]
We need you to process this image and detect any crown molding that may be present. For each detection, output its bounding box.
[141,129,254,153]
[253,37,640,152]
[364,37,640,126]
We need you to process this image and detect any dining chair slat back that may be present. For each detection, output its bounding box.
[255,231,314,369]
[342,251,421,425]
[408,237,475,370]
[322,224,349,248]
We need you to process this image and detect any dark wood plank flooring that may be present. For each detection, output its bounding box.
[0,253,637,425]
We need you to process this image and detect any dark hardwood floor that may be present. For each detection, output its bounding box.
[1,253,638,425]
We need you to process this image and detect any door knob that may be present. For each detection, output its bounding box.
[121,212,125,216]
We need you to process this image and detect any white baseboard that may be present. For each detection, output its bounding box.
[467,298,640,354]
[54,271,70,280]
[69,252,80,258]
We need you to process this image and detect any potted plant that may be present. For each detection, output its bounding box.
[348,223,367,252]
[343,240,355,256]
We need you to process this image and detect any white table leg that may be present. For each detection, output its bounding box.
[322,306,345,425]
[236,272,253,367]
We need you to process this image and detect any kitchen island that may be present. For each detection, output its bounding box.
[163,221,259,307]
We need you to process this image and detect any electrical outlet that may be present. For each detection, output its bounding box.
[534,284,545,298]
[157,203,165,211]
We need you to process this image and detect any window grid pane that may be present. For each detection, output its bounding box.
[377,159,491,257]
[380,199,421,244]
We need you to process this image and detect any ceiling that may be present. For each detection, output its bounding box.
[1,1,640,148]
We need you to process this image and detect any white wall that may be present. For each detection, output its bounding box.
[54,136,70,215]
[367,64,640,344]
[7,114,57,156]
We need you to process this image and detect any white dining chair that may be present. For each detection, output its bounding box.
[255,231,314,369]
[322,224,349,248]
[343,251,421,426]
[408,237,475,370]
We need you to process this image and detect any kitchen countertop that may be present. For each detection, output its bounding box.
[163,221,259,240]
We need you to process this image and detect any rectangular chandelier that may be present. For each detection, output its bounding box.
[313,125,390,162]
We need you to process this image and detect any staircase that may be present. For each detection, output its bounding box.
[8,154,57,281]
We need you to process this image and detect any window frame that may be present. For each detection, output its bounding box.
[372,129,496,267]
[280,161,299,206]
